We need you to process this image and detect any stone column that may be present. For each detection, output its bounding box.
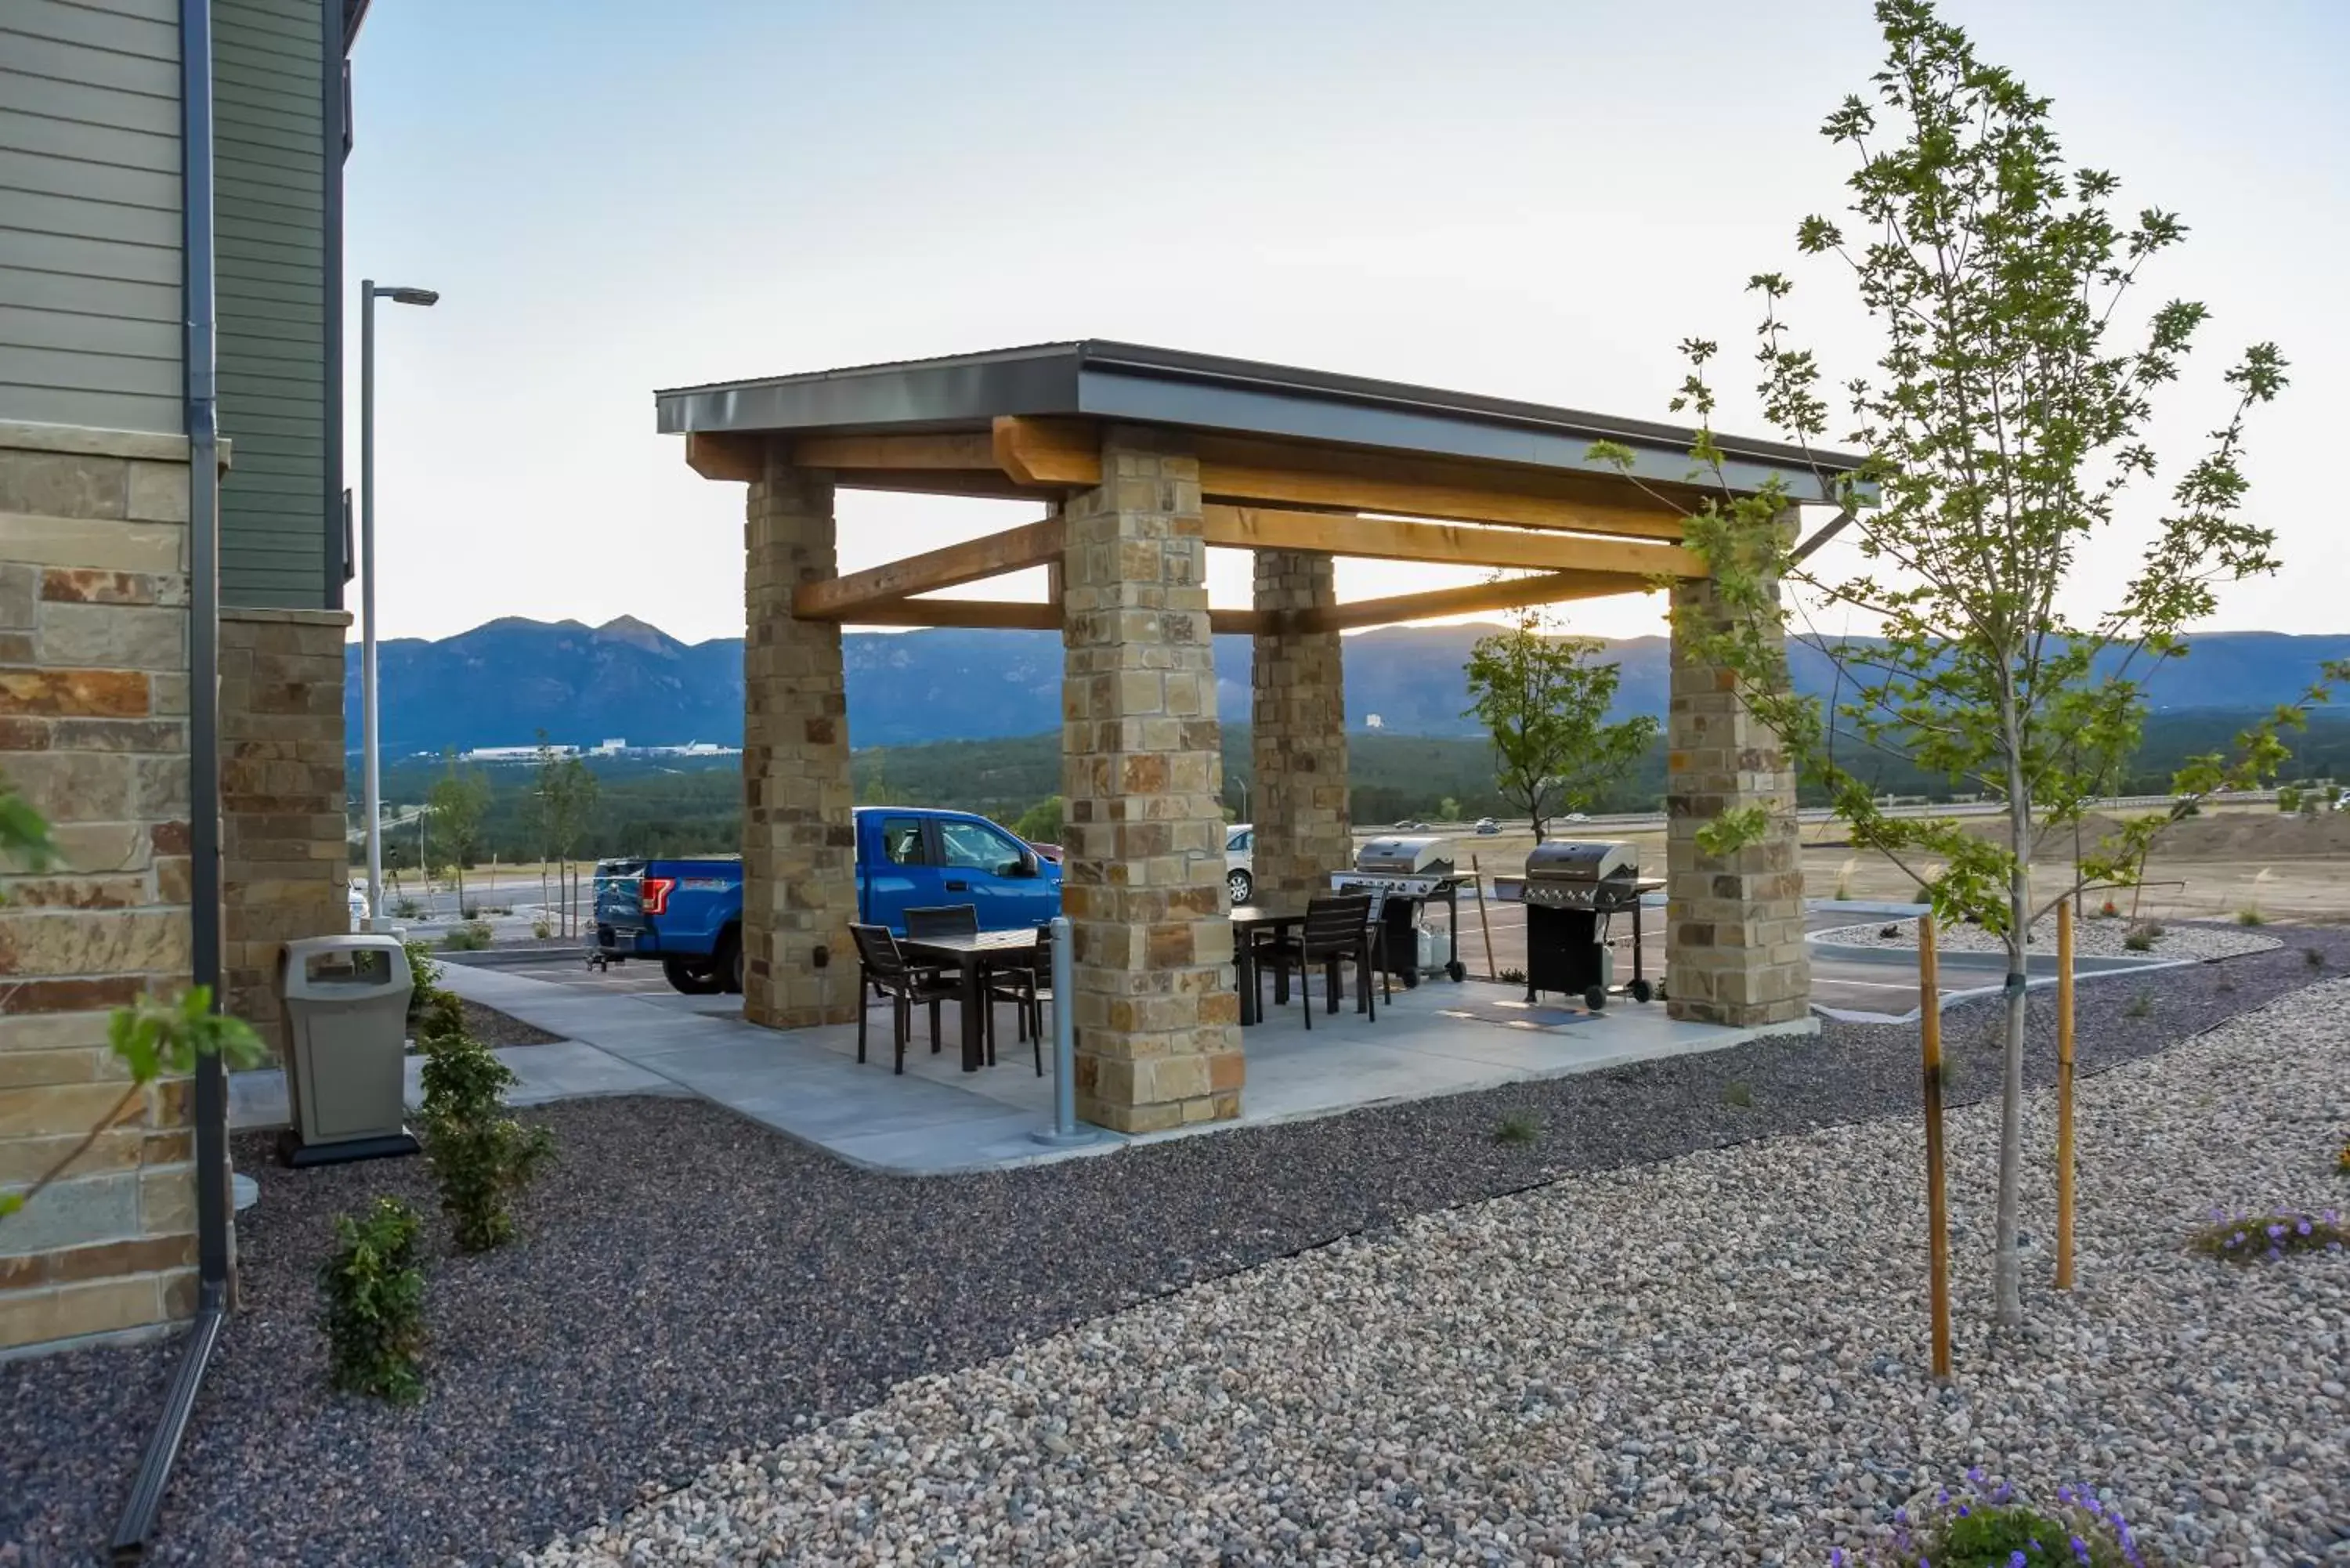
[217,608,352,1048]
[1249,550,1349,905]
[1060,429,1241,1131]
[0,422,200,1352]
[1663,577,1809,1026]
[740,451,859,1029]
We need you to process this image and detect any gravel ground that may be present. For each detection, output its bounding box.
[459,998,564,1049]
[7,928,2346,1566]
[1,1334,174,1566]
[530,979,2350,1566]
[1813,912,2283,962]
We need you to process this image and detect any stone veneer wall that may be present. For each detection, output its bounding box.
[1060,431,1242,1132]
[739,452,860,1028]
[1662,576,1810,1027]
[0,422,201,1353]
[1249,550,1350,906]
[219,608,352,1049]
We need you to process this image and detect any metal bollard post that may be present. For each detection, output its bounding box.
[1031,916,1106,1147]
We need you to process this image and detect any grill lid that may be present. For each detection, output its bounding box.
[1354,835,1455,876]
[1524,840,1639,882]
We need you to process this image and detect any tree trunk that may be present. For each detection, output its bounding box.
[1995,749,2031,1331]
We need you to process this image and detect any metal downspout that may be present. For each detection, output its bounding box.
[110,0,228,1555]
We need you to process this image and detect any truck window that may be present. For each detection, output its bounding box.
[938,818,1025,876]
[879,817,927,865]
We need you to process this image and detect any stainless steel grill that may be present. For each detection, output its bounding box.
[1520,840,1659,1008]
[1521,840,1643,911]
[1330,836,1467,985]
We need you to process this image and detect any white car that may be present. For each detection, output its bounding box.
[1225,824,1254,905]
[347,883,370,931]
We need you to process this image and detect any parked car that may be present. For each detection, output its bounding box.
[1474,817,1499,835]
[1026,840,1065,864]
[596,807,1063,994]
[346,883,369,930]
[1225,823,1254,905]
[1563,812,1589,824]
[1390,818,1430,831]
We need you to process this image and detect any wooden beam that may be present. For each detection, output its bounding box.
[685,432,763,482]
[1297,570,1653,634]
[829,599,1062,631]
[1195,435,1687,540]
[992,416,1101,485]
[826,598,1265,635]
[794,516,1065,621]
[1200,504,1704,577]
[791,432,997,470]
[827,468,1044,500]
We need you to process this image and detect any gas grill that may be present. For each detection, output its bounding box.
[1520,840,1662,1009]
[1330,836,1469,986]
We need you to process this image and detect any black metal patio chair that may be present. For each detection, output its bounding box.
[983,921,1051,1075]
[849,923,961,1074]
[1253,893,1377,1029]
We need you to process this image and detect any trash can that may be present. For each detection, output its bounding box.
[278,934,420,1167]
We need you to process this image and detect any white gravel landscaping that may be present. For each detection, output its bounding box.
[1813,912,2283,963]
[526,982,2350,1566]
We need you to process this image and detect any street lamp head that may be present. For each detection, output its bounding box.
[384,286,439,307]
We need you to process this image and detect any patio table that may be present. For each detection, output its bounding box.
[1231,903,1376,1026]
[898,927,1038,1071]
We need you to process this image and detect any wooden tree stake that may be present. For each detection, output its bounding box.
[1471,854,1497,979]
[1919,911,1953,1381]
[2056,898,2077,1289]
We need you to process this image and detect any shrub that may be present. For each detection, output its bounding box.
[531,919,553,940]
[2190,1207,2348,1264]
[2124,990,2152,1019]
[414,988,465,1047]
[2096,898,2120,919]
[460,903,481,920]
[395,897,421,919]
[439,920,493,952]
[418,1029,553,1252]
[1491,1112,1541,1146]
[1722,1080,1754,1108]
[2235,907,2265,927]
[1495,966,1527,985]
[2214,973,2236,995]
[318,1198,427,1403]
[2121,927,2154,953]
[402,939,443,1012]
[2307,946,2326,969]
[1835,1472,2167,1566]
[2278,786,2303,814]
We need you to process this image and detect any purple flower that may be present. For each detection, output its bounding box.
[2269,1223,2287,1239]
[1968,1465,1986,1485]
[2010,1553,2027,1567]
[2231,1231,2247,1245]
[2299,1219,2313,1236]
[1831,1552,1845,1566]
[2070,1536,2090,1564]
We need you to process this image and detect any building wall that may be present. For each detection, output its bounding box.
[212,0,335,610]
[0,421,200,1353]
[218,607,349,1045]
[0,0,186,435]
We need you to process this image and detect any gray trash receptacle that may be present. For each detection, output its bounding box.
[279,934,419,1167]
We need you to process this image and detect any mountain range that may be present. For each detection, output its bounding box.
[353,616,2350,757]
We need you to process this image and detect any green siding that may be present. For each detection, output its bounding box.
[213,0,330,610]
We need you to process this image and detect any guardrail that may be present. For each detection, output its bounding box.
[1360,790,2284,838]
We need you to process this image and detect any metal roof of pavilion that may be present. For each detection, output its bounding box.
[653,340,1860,501]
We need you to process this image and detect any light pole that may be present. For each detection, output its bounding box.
[360,280,437,930]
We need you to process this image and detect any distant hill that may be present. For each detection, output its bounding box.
[353,617,2350,756]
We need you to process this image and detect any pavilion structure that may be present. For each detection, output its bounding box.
[656,341,1856,1133]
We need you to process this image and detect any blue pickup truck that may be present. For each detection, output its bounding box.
[594,805,1063,994]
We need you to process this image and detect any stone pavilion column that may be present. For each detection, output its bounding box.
[1663,576,1810,1026]
[1059,428,1242,1131]
[741,450,860,1029]
[1249,550,1350,904]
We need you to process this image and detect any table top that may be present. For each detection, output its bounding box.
[1228,904,1310,927]
[900,929,1038,959]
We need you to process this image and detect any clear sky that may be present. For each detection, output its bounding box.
[342,0,2348,646]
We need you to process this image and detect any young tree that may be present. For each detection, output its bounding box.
[548,757,599,936]
[428,750,492,915]
[1462,609,1660,843]
[1012,795,1064,845]
[1596,0,2337,1330]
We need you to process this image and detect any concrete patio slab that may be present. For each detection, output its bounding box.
[417,958,1813,1176]
[229,1039,681,1132]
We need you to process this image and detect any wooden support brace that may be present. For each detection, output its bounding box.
[794,516,1065,621]
[685,432,764,482]
[1296,569,1647,633]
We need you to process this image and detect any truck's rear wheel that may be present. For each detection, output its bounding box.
[716,931,743,995]
[662,956,722,995]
